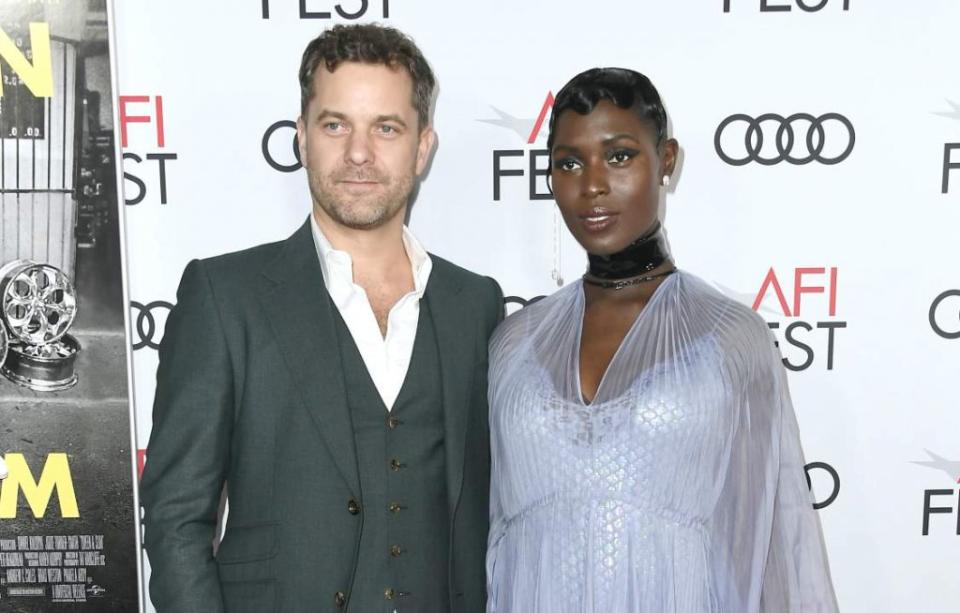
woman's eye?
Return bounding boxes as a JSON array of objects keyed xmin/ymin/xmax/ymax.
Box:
[
  {"xmin": 609, "ymin": 150, "xmax": 635, "ymax": 164},
  {"xmin": 554, "ymin": 158, "xmax": 580, "ymax": 171}
]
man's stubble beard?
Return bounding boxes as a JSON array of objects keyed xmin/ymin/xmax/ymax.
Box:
[{"xmin": 308, "ymin": 166, "xmax": 415, "ymax": 230}]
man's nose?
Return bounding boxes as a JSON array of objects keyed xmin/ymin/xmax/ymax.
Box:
[{"xmin": 344, "ymin": 130, "xmax": 374, "ymax": 166}]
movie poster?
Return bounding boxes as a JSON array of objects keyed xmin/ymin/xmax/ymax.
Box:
[{"xmin": 0, "ymin": 0, "xmax": 139, "ymax": 610}]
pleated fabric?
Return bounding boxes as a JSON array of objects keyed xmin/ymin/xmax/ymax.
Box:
[{"xmin": 486, "ymin": 272, "xmax": 838, "ymax": 613}]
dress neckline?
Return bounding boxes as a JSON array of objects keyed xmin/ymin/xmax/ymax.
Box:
[{"xmin": 573, "ymin": 271, "xmax": 679, "ymax": 407}]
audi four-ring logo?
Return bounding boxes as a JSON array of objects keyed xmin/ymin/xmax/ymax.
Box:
[
  {"xmin": 130, "ymin": 300, "xmax": 173, "ymax": 350},
  {"xmin": 929, "ymin": 290, "xmax": 960, "ymax": 339},
  {"xmin": 804, "ymin": 461, "xmax": 840, "ymax": 510},
  {"xmin": 503, "ymin": 295, "xmax": 546, "ymax": 316},
  {"xmin": 714, "ymin": 113, "xmax": 855, "ymax": 166}
]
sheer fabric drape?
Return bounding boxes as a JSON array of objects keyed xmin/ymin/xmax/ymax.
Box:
[{"xmin": 486, "ymin": 272, "xmax": 838, "ymax": 612}]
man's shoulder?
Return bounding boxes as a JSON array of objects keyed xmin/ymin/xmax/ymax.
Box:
[
  {"xmin": 198, "ymin": 238, "xmax": 287, "ymax": 277},
  {"xmin": 428, "ymin": 254, "xmax": 498, "ymax": 295},
  {"xmin": 173, "ymin": 235, "xmax": 297, "ymax": 305},
  {"xmin": 427, "ymin": 254, "xmax": 503, "ymax": 330}
]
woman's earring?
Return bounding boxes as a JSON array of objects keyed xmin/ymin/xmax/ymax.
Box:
[{"xmin": 661, "ymin": 175, "xmax": 671, "ymax": 187}]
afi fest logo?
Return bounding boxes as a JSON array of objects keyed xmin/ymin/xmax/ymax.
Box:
[
  {"xmin": 480, "ymin": 92, "xmax": 555, "ymax": 202},
  {"xmin": 720, "ymin": 267, "xmax": 845, "ymax": 371},
  {"xmin": 261, "ymin": 0, "xmax": 390, "ymax": 19},
  {"xmin": 715, "ymin": 113, "xmax": 855, "ymax": 166},
  {"xmin": 120, "ymin": 95, "xmax": 177, "ymax": 205},
  {"xmin": 937, "ymin": 100, "xmax": 960, "ymax": 194},
  {"xmin": 722, "ymin": 0, "xmax": 850, "ymax": 12},
  {"xmin": 914, "ymin": 450, "xmax": 960, "ymax": 535}
]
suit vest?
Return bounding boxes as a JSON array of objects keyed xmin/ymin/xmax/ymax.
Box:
[{"xmin": 333, "ymin": 299, "xmax": 451, "ymax": 612}]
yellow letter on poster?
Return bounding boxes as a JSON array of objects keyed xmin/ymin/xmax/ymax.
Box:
[
  {"xmin": 0, "ymin": 453, "xmax": 79, "ymax": 519},
  {"xmin": 0, "ymin": 23, "xmax": 53, "ymax": 98}
]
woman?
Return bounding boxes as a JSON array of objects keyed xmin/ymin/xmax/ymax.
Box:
[{"xmin": 486, "ymin": 68, "xmax": 838, "ymax": 612}]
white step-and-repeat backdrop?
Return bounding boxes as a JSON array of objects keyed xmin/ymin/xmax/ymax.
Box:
[{"xmin": 112, "ymin": 1, "xmax": 960, "ymax": 611}]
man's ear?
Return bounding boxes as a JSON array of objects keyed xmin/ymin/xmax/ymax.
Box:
[
  {"xmin": 415, "ymin": 126, "xmax": 436, "ymax": 176},
  {"xmin": 296, "ymin": 115, "xmax": 308, "ymax": 165}
]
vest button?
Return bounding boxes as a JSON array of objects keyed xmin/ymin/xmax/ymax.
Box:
[
  {"xmin": 390, "ymin": 544, "xmax": 403, "ymax": 557},
  {"xmin": 387, "ymin": 416, "xmax": 401, "ymax": 429},
  {"xmin": 334, "ymin": 591, "xmax": 347, "ymax": 607},
  {"xmin": 384, "ymin": 588, "xmax": 396, "ymax": 600},
  {"xmin": 390, "ymin": 458, "xmax": 404, "ymax": 471},
  {"xmin": 347, "ymin": 498, "xmax": 361, "ymax": 515},
  {"xmin": 388, "ymin": 502, "xmax": 405, "ymax": 513}
]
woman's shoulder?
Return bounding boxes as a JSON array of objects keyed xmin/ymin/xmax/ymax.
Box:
[
  {"xmin": 671, "ymin": 271, "xmax": 776, "ymax": 377},
  {"xmin": 674, "ymin": 271, "xmax": 770, "ymax": 337},
  {"xmin": 489, "ymin": 282, "xmax": 580, "ymax": 358}
]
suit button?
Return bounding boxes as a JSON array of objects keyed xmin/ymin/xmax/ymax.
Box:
[
  {"xmin": 389, "ymin": 458, "xmax": 404, "ymax": 471},
  {"xmin": 388, "ymin": 502, "xmax": 405, "ymax": 513},
  {"xmin": 334, "ymin": 591, "xmax": 346, "ymax": 607},
  {"xmin": 390, "ymin": 544, "xmax": 403, "ymax": 557},
  {"xmin": 387, "ymin": 416, "xmax": 401, "ymax": 429},
  {"xmin": 384, "ymin": 588, "xmax": 396, "ymax": 600},
  {"xmin": 347, "ymin": 498, "xmax": 361, "ymax": 515}
]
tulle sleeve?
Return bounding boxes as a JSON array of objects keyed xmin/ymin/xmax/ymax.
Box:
[
  {"xmin": 759, "ymin": 350, "xmax": 839, "ymax": 612},
  {"xmin": 486, "ymin": 441, "xmax": 507, "ymax": 613},
  {"xmin": 485, "ymin": 314, "xmax": 517, "ymax": 613}
]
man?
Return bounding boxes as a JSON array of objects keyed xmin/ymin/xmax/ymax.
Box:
[{"xmin": 140, "ymin": 24, "xmax": 502, "ymax": 613}]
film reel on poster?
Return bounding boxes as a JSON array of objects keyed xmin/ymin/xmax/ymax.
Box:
[{"xmin": 0, "ymin": 259, "xmax": 81, "ymax": 391}]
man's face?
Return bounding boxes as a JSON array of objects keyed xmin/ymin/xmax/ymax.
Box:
[{"xmin": 297, "ymin": 62, "xmax": 434, "ymax": 231}]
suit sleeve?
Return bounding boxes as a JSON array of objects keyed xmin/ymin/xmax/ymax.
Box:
[
  {"xmin": 140, "ymin": 259, "xmax": 234, "ymax": 613},
  {"xmin": 483, "ymin": 276, "xmax": 505, "ymax": 612},
  {"xmin": 486, "ymin": 276, "xmax": 505, "ymax": 331}
]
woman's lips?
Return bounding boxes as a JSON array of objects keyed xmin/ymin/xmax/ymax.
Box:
[{"xmin": 580, "ymin": 209, "xmax": 619, "ymax": 233}]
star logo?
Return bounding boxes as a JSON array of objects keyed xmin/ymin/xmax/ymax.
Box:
[
  {"xmin": 912, "ymin": 449, "xmax": 960, "ymax": 483},
  {"xmin": 933, "ymin": 99, "xmax": 960, "ymax": 121},
  {"xmin": 478, "ymin": 92, "xmax": 554, "ymax": 144},
  {"xmin": 477, "ymin": 107, "xmax": 538, "ymax": 142},
  {"xmin": 715, "ymin": 282, "xmax": 782, "ymax": 317}
]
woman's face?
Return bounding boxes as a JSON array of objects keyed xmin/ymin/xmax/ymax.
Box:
[{"xmin": 550, "ymin": 100, "xmax": 677, "ymax": 256}]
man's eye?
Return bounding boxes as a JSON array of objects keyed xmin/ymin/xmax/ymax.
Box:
[
  {"xmin": 323, "ymin": 121, "xmax": 344, "ymax": 132},
  {"xmin": 377, "ymin": 125, "xmax": 397, "ymax": 135}
]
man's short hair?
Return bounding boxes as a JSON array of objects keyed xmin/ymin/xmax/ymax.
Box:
[{"xmin": 299, "ymin": 24, "xmax": 436, "ymax": 129}]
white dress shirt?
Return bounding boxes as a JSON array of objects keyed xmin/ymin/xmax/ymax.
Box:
[{"xmin": 310, "ymin": 215, "xmax": 432, "ymax": 411}]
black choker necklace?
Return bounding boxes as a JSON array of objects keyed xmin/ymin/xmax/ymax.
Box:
[
  {"xmin": 583, "ymin": 268, "xmax": 676, "ymax": 290},
  {"xmin": 584, "ymin": 221, "xmax": 672, "ymax": 281}
]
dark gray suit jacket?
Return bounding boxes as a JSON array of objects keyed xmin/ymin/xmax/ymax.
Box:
[{"xmin": 140, "ymin": 220, "xmax": 503, "ymax": 612}]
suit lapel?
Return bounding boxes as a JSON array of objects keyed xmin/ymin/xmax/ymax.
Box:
[
  {"xmin": 258, "ymin": 219, "xmax": 361, "ymax": 496},
  {"xmin": 425, "ymin": 262, "xmax": 473, "ymax": 514}
]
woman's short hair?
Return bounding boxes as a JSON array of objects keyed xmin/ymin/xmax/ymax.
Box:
[{"xmin": 547, "ymin": 67, "xmax": 668, "ymax": 151}]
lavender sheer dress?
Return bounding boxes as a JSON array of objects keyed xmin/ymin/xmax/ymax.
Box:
[{"xmin": 486, "ymin": 272, "xmax": 838, "ymax": 612}]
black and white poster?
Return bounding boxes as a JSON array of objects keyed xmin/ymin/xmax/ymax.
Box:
[{"xmin": 0, "ymin": 0, "xmax": 138, "ymax": 610}]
